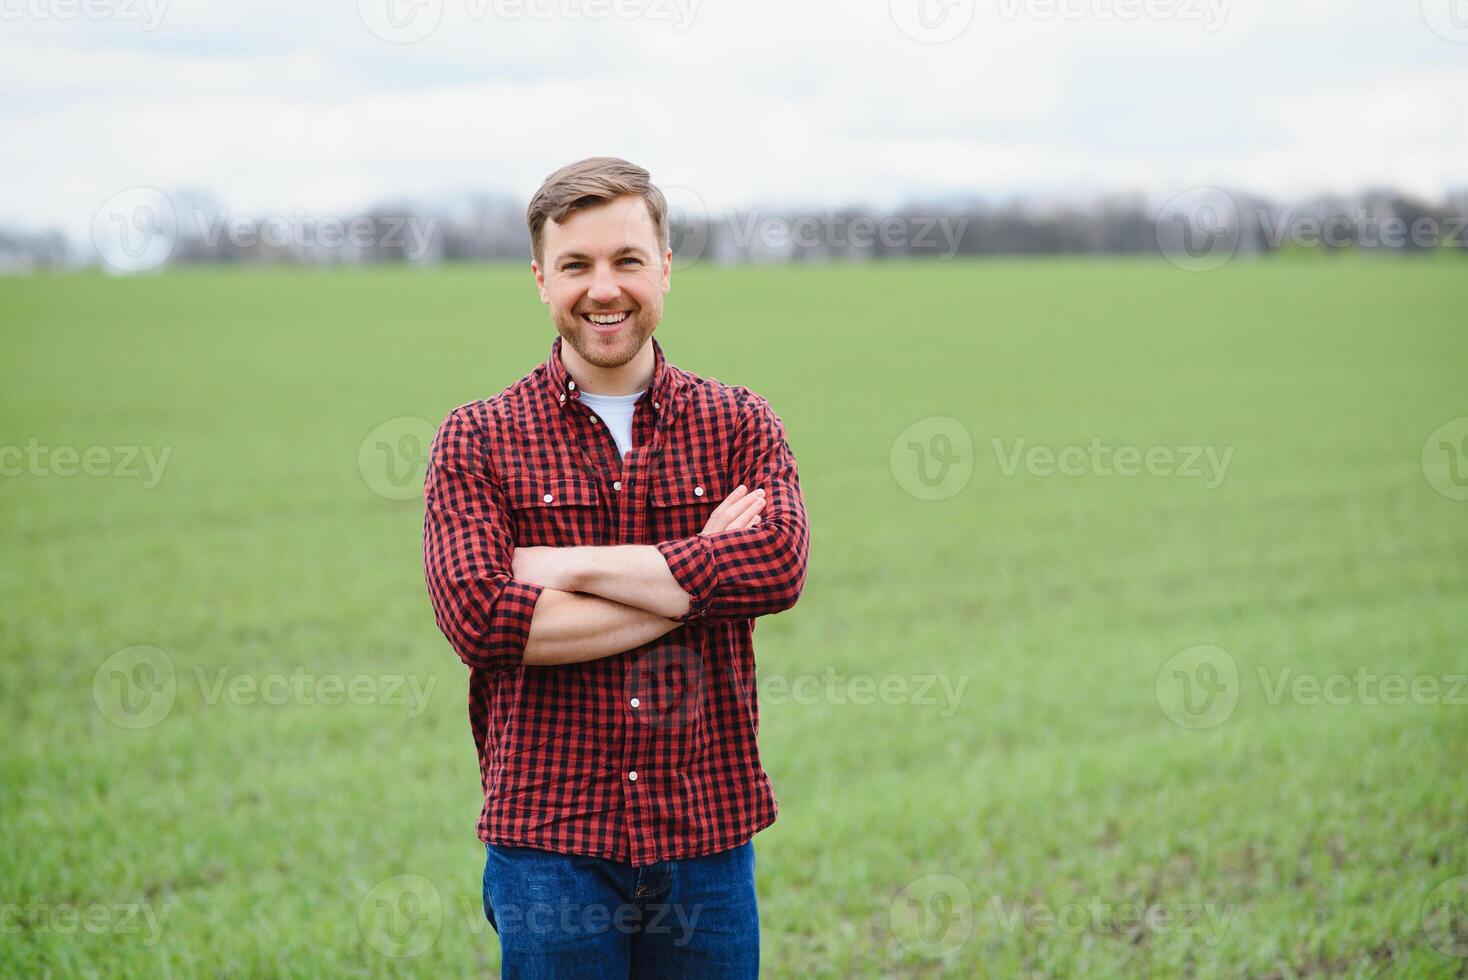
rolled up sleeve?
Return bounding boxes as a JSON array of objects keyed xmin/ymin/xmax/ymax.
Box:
[
  {"xmin": 422, "ymin": 407, "xmax": 544, "ymax": 671},
  {"xmin": 656, "ymin": 393, "xmax": 810, "ymax": 625}
]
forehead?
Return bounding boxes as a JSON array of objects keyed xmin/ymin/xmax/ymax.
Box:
[{"xmin": 544, "ymin": 194, "xmax": 658, "ymax": 260}]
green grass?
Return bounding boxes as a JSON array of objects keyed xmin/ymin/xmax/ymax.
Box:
[{"xmin": 2, "ymin": 257, "xmax": 1466, "ymax": 977}]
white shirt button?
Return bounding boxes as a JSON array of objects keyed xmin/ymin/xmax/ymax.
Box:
[
  {"xmin": 590, "ymin": 415, "xmax": 598, "ymax": 424},
  {"xmin": 628, "ymin": 771, "xmax": 638, "ymax": 782},
  {"xmin": 542, "ymin": 493, "xmax": 553, "ymax": 503},
  {"xmin": 613, "ymin": 481, "xmax": 622, "ymax": 491},
  {"xmin": 568, "ymin": 381, "xmax": 576, "ymax": 391},
  {"xmin": 630, "ymin": 697, "xmax": 640, "ymax": 708},
  {"xmin": 694, "ymin": 486, "xmax": 704, "ymax": 497}
]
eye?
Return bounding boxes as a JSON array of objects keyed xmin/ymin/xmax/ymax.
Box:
[
  {"xmin": 563, "ymin": 262, "xmax": 586, "ymax": 271},
  {"xmin": 618, "ymin": 257, "xmax": 642, "ymax": 266}
]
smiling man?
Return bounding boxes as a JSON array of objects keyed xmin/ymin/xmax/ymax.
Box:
[{"xmin": 422, "ymin": 157, "xmax": 811, "ymax": 978}]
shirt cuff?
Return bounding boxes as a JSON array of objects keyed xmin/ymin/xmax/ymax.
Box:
[
  {"xmin": 655, "ymin": 535, "xmax": 718, "ymax": 624},
  {"xmin": 488, "ymin": 577, "xmax": 546, "ymax": 666}
]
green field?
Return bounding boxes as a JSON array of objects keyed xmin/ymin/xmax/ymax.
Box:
[{"xmin": 2, "ymin": 257, "xmax": 1466, "ymax": 977}]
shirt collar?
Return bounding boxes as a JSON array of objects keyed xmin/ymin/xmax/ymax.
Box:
[{"xmin": 543, "ymin": 335, "xmax": 683, "ymax": 416}]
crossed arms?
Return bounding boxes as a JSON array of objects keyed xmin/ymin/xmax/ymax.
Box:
[
  {"xmin": 422, "ymin": 395, "xmax": 810, "ymax": 671},
  {"xmin": 508, "ymin": 487, "xmax": 766, "ymax": 665}
]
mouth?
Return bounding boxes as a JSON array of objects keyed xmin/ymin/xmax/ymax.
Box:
[{"xmin": 579, "ymin": 309, "xmax": 633, "ymax": 335}]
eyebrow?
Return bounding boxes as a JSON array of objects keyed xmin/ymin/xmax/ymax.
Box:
[{"xmin": 554, "ymin": 245, "xmax": 651, "ymax": 265}]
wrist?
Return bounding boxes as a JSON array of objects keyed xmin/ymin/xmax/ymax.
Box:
[{"xmin": 562, "ymin": 546, "xmax": 595, "ymax": 593}]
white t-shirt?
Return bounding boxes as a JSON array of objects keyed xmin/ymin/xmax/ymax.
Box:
[{"xmin": 578, "ymin": 389, "xmax": 646, "ymax": 459}]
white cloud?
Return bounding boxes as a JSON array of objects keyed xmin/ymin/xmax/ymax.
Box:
[{"xmin": 2, "ymin": 0, "xmax": 1463, "ymax": 244}]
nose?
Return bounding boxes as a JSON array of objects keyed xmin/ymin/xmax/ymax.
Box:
[{"xmin": 586, "ymin": 262, "xmax": 620, "ymax": 304}]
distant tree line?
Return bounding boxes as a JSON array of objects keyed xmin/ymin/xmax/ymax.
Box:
[{"xmin": 3, "ymin": 188, "xmax": 1464, "ymax": 273}]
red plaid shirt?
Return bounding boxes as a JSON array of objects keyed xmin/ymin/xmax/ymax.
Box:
[{"xmin": 423, "ymin": 336, "xmax": 810, "ymax": 866}]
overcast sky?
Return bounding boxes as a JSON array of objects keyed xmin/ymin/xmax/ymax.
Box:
[{"xmin": 3, "ymin": 0, "xmax": 1465, "ymax": 242}]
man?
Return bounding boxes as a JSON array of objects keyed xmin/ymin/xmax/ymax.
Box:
[{"xmin": 422, "ymin": 156, "xmax": 811, "ymax": 978}]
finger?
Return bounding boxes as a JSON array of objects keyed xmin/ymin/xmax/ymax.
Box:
[
  {"xmin": 724, "ymin": 489, "xmax": 765, "ymax": 523},
  {"xmin": 728, "ymin": 498, "xmax": 766, "ymax": 530},
  {"xmin": 707, "ymin": 484, "xmax": 748, "ymax": 523},
  {"xmin": 718, "ymin": 484, "xmax": 749, "ymax": 508}
]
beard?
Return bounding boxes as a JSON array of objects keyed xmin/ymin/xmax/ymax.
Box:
[{"xmin": 553, "ymin": 303, "xmax": 659, "ymax": 369}]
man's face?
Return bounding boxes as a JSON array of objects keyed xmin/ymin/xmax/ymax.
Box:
[{"xmin": 532, "ymin": 194, "xmax": 672, "ymax": 370}]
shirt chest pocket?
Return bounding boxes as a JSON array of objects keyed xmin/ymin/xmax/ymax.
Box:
[
  {"xmin": 647, "ymin": 467, "xmax": 726, "ymax": 541},
  {"xmin": 505, "ymin": 475, "xmax": 603, "ymax": 547}
]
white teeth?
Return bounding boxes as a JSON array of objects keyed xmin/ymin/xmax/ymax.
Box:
[{"xmin": 586, "ymin": 312, "xmax": 629, "ymax": 325}]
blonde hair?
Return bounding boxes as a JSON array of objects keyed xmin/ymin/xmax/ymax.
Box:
[{"xmin": 526, "ymin": 156, "xmax": 669, "ymax": 266}]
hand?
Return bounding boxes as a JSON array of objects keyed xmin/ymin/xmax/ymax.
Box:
[
  {"xmin": 701, "ymin": 484, "xmax": 765, "ymax": 535},
  {"xmin": 511, "ymin": 546, "xmax": 579, "ymax": 591}
]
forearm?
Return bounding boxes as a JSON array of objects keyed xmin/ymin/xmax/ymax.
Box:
[
  {"xmin": 553, "ymin": 545, "xmax": 695, "ymax": 620},
  {"xmin": 521, "ymin": 587, "xmax": 681, "ymax": 667}
]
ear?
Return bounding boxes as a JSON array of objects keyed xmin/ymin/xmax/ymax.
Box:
[
  {"xmin": 661, "ymin": 247, "xmax": 672, "ymax": 293},
  {"xmin": 531, "ymin": 260, "xmax": 549, "ymax": 304}
]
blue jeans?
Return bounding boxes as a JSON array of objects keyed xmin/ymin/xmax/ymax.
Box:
[{"xmin": 481, "ymin": 839, "xmax": 759, "ymax": 979}]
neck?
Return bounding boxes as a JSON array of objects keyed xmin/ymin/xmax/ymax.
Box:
[{"xmin": 560, "ymin": 339, "xmax": 655, "ymax": 396}]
